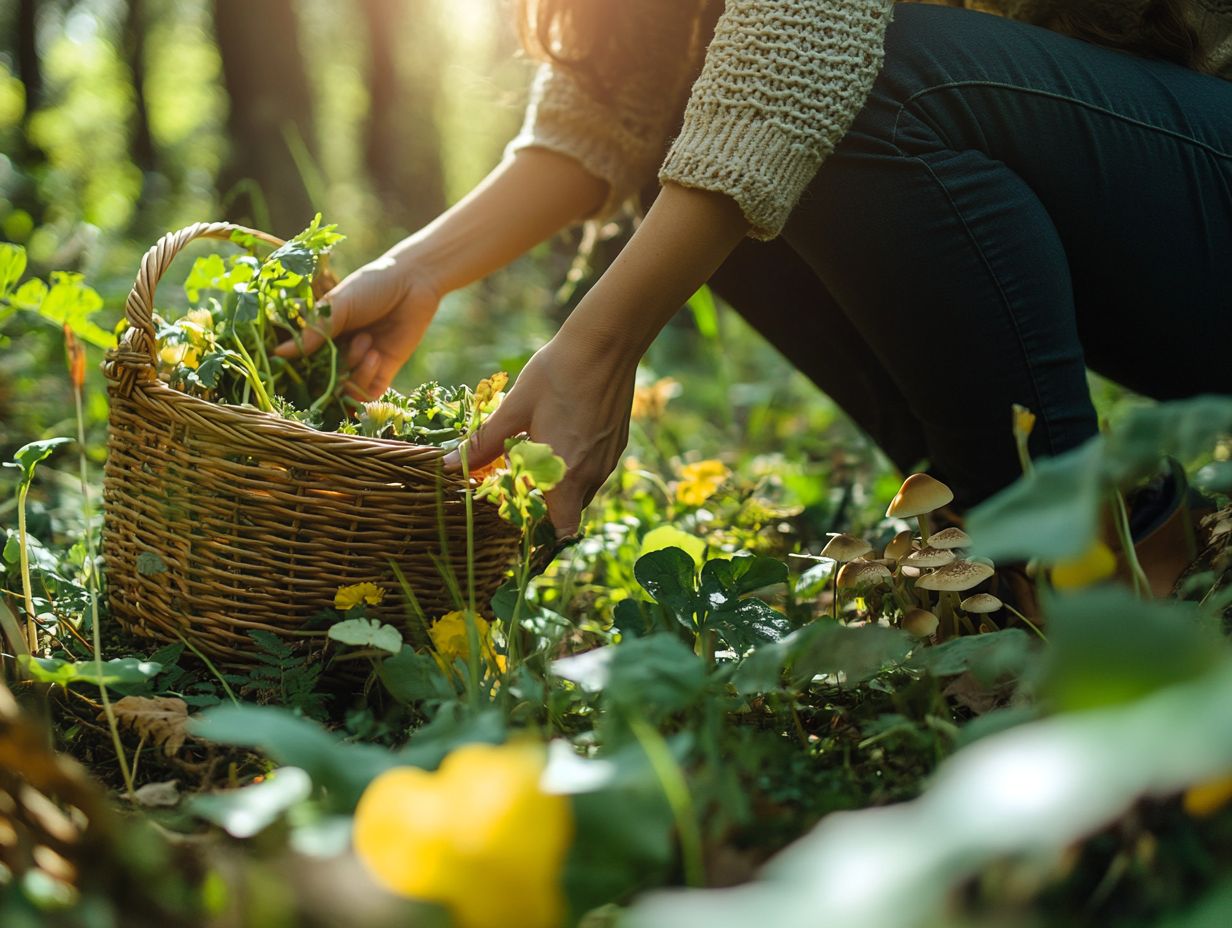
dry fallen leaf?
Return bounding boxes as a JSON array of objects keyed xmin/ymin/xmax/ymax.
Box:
[{"xmin": 105, "ymin": 696, "xmax": 191, "ymax": 757}]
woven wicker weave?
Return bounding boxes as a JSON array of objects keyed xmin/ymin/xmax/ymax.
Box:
[{"xmin": 101, "ymin": 222, "xmax": 520, "ymax": 663}]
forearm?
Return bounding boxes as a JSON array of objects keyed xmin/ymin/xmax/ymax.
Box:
[
  {"xmin": 387, "ymin": 148, "xmax": 608, "ymax": 295},
  {"xmin": 559, "ymin": 182, "xmax": 750, "ymax": 363}
]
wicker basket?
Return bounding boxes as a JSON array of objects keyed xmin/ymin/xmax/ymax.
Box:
[{"xmin": 101, "ymin": 222, "xmax": 521, "ymax": 664}]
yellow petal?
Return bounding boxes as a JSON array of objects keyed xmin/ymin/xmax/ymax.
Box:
[
  {"xmin": 1050, "ymin": 541, "xmax": 1118, "ymax": 590},
  {"xmin": 1184, "ymin": 772, "xmax": 1232, "ymax": 818}
]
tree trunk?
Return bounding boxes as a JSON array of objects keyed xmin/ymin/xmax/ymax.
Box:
[
  {"xmin": 358, "ymin": 0, "xmax": 446, "ymax": 232},
  {"xmin": 16, "ymin": 0, "xmax": 42, "ymax": 121},
  {"xmin": 122, "ymin": 0, "xmax": 158, "ymax": 175},
  {"xmin": 212, "ymin": 0, "xmax": 318, "ymax": 236}
]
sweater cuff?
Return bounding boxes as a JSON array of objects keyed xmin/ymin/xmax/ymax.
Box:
[{"xmin": 659, "ymin": 108, "xmax": 826, "ymax": 240}]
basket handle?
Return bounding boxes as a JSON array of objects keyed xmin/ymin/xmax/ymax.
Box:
[{"xmin": 121, "ymin": 221, "xmax": 289, "ymax": 367}]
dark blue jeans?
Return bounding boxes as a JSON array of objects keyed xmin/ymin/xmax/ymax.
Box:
[{"xmin": 710, "ymin": 4, "xmax": 1232, "ymax": 508}]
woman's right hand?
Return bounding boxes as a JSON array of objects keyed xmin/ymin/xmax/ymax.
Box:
[{"xmin": 274, "ymin": 251, "xmax": 442, "ymax": 401}]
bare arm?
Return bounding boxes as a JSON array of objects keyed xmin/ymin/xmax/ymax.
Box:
[
  {"xmin": 276, "ymin": 148, "xmax": 608, "ymax": 399},
  {"xmin": 446, "ymin": 182, "xmax": 750, "ymax": 535}
]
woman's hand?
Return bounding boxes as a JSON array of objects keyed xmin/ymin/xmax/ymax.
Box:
[
  {"xmin": 275, "ymin": 252, "xmax": 442, "ymax": 401},
  {"xmin": 443, "ymin": 328, "xmax": 637, "ymax": 538}
]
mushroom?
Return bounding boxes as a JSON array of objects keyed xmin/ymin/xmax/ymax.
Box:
[
  {"xmin": 821, "ymin": 533, "xmax": 874, "ymax": 563},
  {"xmin": 904, "ymin": 547, "xmax": 957, "ymax": 568},
  {"xmin": 927, "ymin": 526, "xmax": 971, "ymax": 550},
  {"xmin": 960, "ymin": 593, "xmax": 1003, "ymax": 614},
  {"xmin": 917, "ymin": 560, "xmax": 996, "ymax": 638},
  {"xmin": 836, "ymin": 559, "xmax": 893, "ymax": 590},
  {"xmin": 902, "ymin": 608, "xmax": 940, "ymax": 639},
  {"xmin": 884, "ymin": 530, "xmax": 916, "ymax": 562},
  {"xmin": 886, "ymin": 474, "xmax": 954, "ymax": 546}
]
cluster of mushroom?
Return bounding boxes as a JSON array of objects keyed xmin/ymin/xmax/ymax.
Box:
[{"xmin": 817, "ymin": 474, "xmax": 1004, "ymax": 640}]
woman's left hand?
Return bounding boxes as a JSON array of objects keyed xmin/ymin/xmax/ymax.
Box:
[{"xmin": 442, "ymin": 325, "xmax": 637, "ymax": 538}]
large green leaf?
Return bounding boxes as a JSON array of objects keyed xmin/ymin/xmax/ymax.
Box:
[
  {"xmin": 8, "ymin": 437, "xmax": 71, "ymax": 485},
  {"xmin": 37, "ymin": 272, "xmax": 114, "ymax": 348},
  {"xmin": 627, "ymin": 660, "xmax": 1232, "ymax": 928},
  {"xmin": 189, "ymin": 767, "xmax": 313, "ymax": 839},
  {"xmin": 634, "ymin": 547, "xmax": 697, "ymax": 628},
  {"xmin": 792, "ymin": 622, "xmax": 913, "ymax": 688},
  {"xmin": 908, "ymin": 629, "xmax": 1035, "ymax": 684},
  {"xmin": 378, "ymin": 646, "xmax": 454, "ymax": 704},
  {"xmin": 190, "ymin": 705, "xmax": 396, "ymax": 810},
  {"xmin": 709, "ymin": 598, "xmax": 791, "ymax": 654},
  {"xmin": 18, "ymin": 656, "xmax": 162, "ymax": 688},
  {"xmin": 326, "ymin": 617, "xmax": 402, "ymax": 654}
]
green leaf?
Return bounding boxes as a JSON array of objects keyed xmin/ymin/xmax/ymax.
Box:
[
  {"xmin": 38, "ymin": 272, "xmax": 114, "ymax": 349},
  {"xmin": 966, "ymin": 439, "xmax": 1103, "ymax": 563},
  {"xmin": 190, "ymin": 705, "xmax": 396, "ymax": 810},
  {"xmin": 792, "ymin": 622, "xmax": 913, "ymax": 688},
  {"xmin": 634, "ymin": 547, "xmax": 697, "ymax": 628},
  {"xmin": 327, "ymin": 618, "xmax": 402, "ymax": 655},
  {"xmin": 639, "ymin": 525, "xmax": 706, "ymax": 567},
  {"xmin": 10, "ymin": 437, "xmax": 71, "ymax": 485},
  {"xmin": 507, "ymin": 439, "xmax": 567, "ymax": 491},
  {"xmin": 377, "ymin": 646, "xmax": 454, "ymax": 704},
  {"xmin": 606, "ymin": 635, "xmax": 708, "ymax": 716},
  {"xmin": 709, "ymin": 598, "xmax": 791, "ymax": 653},
  {"xmin": 686, "ymin": 284, "xmax": 720, "ymax": 341},
  {"xmin": 1039, "ymin": 586, "xmax": 1224, "ymax": 711},
  {"xmin": 908, "ymin": 629, "xmax": 1035, "ymax": 684},
  {"xmin": 18, "ymin": 656, "xmax": 162, "ymax": 688},
  {"xmin": 0, "ymin": 242, "xmax": 27, "ymax": 298},
  {"xmin": 183, "ymin": 253, "xmax": 228, "ymax": 302},
  {"xmin": 190, "ymin": 767, "xmax": 313, "ymax": 839},
  {"xmin": 135, "ymin": 551, "xmax": 167, "ymax": 576},
  {"xmin": 9, "ymin": 278, "xmax": 47, "ymax": 312}
]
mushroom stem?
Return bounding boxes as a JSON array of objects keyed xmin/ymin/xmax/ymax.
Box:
[
  {"xmin": 937, "ymin": 591, "xmax": 960, "ymax": 639},
  {"xmin": 917, "ymin": 512, "xmax": 933, "ymax": 547}
]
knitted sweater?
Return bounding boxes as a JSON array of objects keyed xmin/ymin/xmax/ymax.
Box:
[{"xmin": 507, "ymin": 1, "xmax": 1232, "ymax": 240}]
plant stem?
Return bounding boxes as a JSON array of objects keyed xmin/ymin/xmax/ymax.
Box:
[
  {"xmin": 1112, "ymin": 489, "xmax": 1152, "ymax": 599},
  {"xmin": 16, "ymin": 483, "xmax": 37, "ymax": 652},
  {"xmin": 629, "ymin": 717, "xmax": 705, "ymax": 889},
  {"xmin": 175, "ymin": 631, "xmax": 239, "ymax": 705},
  {"xmin": 309, "ymin": 337, "xmax": 339, "ymax": 415},
  {"xmin": 459, "ymin": 444, "xmax": 481, "ymax": 709},
  {"xmin": 230, "ymin": 331, "xmax": 273, "ymax": 411},
  {"xmin": 73, "ymin": 382, "xmax": 134, "ymax": 796}
]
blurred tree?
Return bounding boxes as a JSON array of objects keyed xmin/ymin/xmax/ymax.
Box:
[
  {"xmin": 121, "ymin": 0, "xmax": 156, "ymax": 176},
  {"xmin": 15, "ymin": 0, "xmax": 42, "ymax": 120},
  {"xmin": 212, "ymin": 0, "xmax": 317, "ymax": 236},
  {"xmin": 358, "ymin": 0, "xmax": 446, "ymax": 231}
]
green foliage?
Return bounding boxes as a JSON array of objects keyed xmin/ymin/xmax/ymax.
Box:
[
  {"xmin": 17, "ymin": 655, "xmax": 162, "ymax": 689},
  {"xmin": 189, "ymin": 767, "xmax": 314, "ymax": 839},
  {"xmin": 327, "ymin": 618, "xmax": 402, "ymax": 655},
  {"xmin": 6, "ymin": 437, "xmax": 71, "ymax": 486},
  {"xmin": 0, "ymin": 245, "xmax": 113, "ymax": 348},
  {"xmin": 238, "ymin": 630, "xmax": 328, "ymax": 719}
]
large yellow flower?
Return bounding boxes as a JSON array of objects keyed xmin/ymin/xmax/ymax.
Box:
[
  {"xmin": 335, "ymin": 582, "xmax": 385, "ymax": 611},
  {"xmin": 353, "ymin": 743, "xmax": 572, "ymax": 928},
  {"xmin": 675, "ymin": 459, "xmax": 731, "ymax": 507},
  {"xmin": 1050, "ymin": 540, "xmax": 1118, "ymax": 590}
]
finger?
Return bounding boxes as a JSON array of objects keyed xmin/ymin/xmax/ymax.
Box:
[
  {"xmin": 442, "ymin": 404, "xmax": 521, "ymax": 473},
  {"xmin": 275, "ymin": 294, "xmax": 351, "ymax": 358},
  {"xmin": 346, "ymin": 332, "xmax": 373, "ymax": 369},
  {"xmin": 545, "ymin": 483, "xmax": 583, "ymax": 539},
  {"xmin": 344, "ymin": 350, "xmax": 382, "ymax": 403}
]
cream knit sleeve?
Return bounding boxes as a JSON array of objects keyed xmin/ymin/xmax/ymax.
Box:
[
  {"xmin": 504, "ymin": 2, "xmax": 701, "ymax": 220},
  {"xmin": 660, "ymin": 0, "xmax": 895, "ymax": 240}
]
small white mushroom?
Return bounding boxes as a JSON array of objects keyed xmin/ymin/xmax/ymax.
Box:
[
  {"xmin": 886, "ymin": 474, "xmax": 954, "ymax": 545},
  {"xmin": 821, "ymin": 533, "xmax": 874, "ymax": 563},
  {"xmin": 837, "ymin": 559, "xmax": 893, "ymax": 590},
  {"xmin": 902, "ymin": 609, "xmax": 940, "ymax": 638},
  {"xmin": 915, "ymin": 560, "xmax": 996, "ymax": 593},
  {"xmin": 960, "ymin": 593, "xmax": 1003, "ymax": 614},
  {"xmin": 927, "ymin": 527, "xmax": 971, "ymax": 550},
  {"xmin": 905, "ymin": 547, "xmax": 957, "ymax": 568},
  {"xmin": 884, "ymin": 530, "xmax": 916, "ymax": 562}
]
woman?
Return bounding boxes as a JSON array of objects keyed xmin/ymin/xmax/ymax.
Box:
[{"xmin": 278, "ymin": 0, "xmax": 1232, "ymax": 545}]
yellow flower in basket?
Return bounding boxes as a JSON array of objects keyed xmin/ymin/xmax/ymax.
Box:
[
  {"xmin": 334, "ymin": 582, "xmax": 385, "ymax": 611},
  {"xmin": 675, "ymin": 459, "xmax": 731, "ymax": 507},
  {"xmin": 353, "ymin": 742, "xmax": 572, "ymax": 928}
]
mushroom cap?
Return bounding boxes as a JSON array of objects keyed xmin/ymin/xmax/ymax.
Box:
[
  {"xmin": 837, "ymin": 559, "xmax": 893, "ymax": 589},
  {"xmin": 927, "ymin": 526, "xmax": 971, "ymax": 550},
  {"xmin": 884, "ymin": 530, "xmax": 916, "ymax": 562},
  {"xmin": 915, "ymin": 559, "xmax": 996, "ymax": 592},
  {"xmin": 821, "ymin": 533, "xmax": 874, "ymax": 563},
  {"xmin": 901, "ymin": 565, "xmax": 922, "ymax": 579},
  {"xmin": 886, "ymin": 473, "xmax": 955, "ymax": 519},
  {"xmin": 905, "ymin": 547, "xmax": 957, "ymax": 568},
  {"xmin": 960, "ymin": 593, "xmax": 1003, "ymax": 614},
  {"xmin": 902, "ymin": 609, "xmax": 940, "ymax": 638}
]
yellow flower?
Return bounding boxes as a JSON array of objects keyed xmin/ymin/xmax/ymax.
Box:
[
  {"xmin": 354, "ymin": 742, "xmax": 572, "ymax": 928},
  {"xmin": 159, "ymin": 343, "xmax": 200, "ymax": 370},
  {"xmin": 631, "ymin": 377, "xmax": 678, "ymax": 420},
  {"xmin": 185, "ymin": 308, "xmax": 215, "ymax": 331},
  {"xmin": 675, "ymin": 459, "xmax": 731, "ymax": 507},
  {"xmin": 475, "ymin": 371, "xmax": 509, "ymax": 408},
  {"xmin": 429, "ymin": 611, "xmax": 504, "ymax": 675},
  {"xmin": 335, "ymin": 582, "xmax": 385, "ymax": 611},
  {"xmin": 1184, "ymin": 772, "xmax": 1232, "ymax": 818},
  {"xmin": 1050, "ymin": 541, "xmax": 1118, "ymax": 590},
  {"xmin": 1012, "ymin": 404, "xmax": 1037, "ymax": 440}
]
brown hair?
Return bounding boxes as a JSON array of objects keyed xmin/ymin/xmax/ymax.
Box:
[
  {"xmin": 1032, "ymin": 0, "xmax": 1204, "ymax": 71},
  {"xmin": 518, "ymin": 1, "xmax": 1207, "ymax": 76}
]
